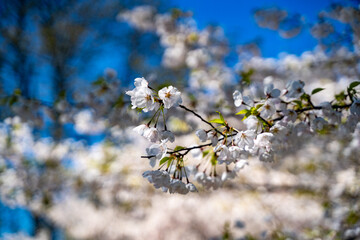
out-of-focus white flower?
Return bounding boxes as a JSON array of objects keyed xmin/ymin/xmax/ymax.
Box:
[
  {"xmin": 221, "ymin": 171, "xmax": 236, "ymax": 182},
  {"xmin": 235, "ymin": 130, "xmax": 256, "ymax": 150},
  {"xmin": 234, "ymin": 160, "xmax": 249, "ymax": 172},
  {"xmin": 233, "ymin": 90, "xmax": 253, "ymax": 107},
  {"xmin": 350, "ymin": 99, "xmax": 360, "ymax": 118},
  {"xmin": 158, "ymin": 86, "xmax": 182, "ymax": 109},
  {"xmin": 160, "ymin": 130, "xmax": 175, "ymax": 143},
  {"xmin": 286, "ymin": 80, "xmax": 305, "ymax": 99},
  {"xmin": 259, "ymin": 150, "xmax": 274, "ymax": 162},
  {"xmin": 169, "ymin": 179, "xmax": 189, "ymax": 194},
  {"xmin": 162, "ymin": 44, "xmax": 187, "ymax": 69},
  {"xmin": 270, "ymin": 122, "xmax": 287, "ymax": 138},
  {"xmin": 186, "ymin": 182, "xmax": 198, "ymax": 192},
  {"xmin": 74, "ymin": 110, "xmax": 106, "ymax": 135},
  {"xmin": 228, "ymin": 146, "xmax": 242, "ymax": 161},
  {"xmin": 126, "ymin": 84, "xmax": 158, "ymax": 112},
  {"xmin": 255, "ymin": 132, "xmax": 273, "ymax": 152},
  {"xmin": 145, "ymin": 142, "xmax": 167, "ymax": 167},
  {"xmin": 143, "ymin": 127, "xmax": 159, "ymax": 143},
  {"xmin": 207, "ymin": 131, "xmax": 218, "ymax": 146},
  {"xmin": 283, "ymin": 110, "xmax": 297, "ymax": 122},
  {"xmin": 311, "ymin": 117, "xmax": 328, "ymax": 131},
  {"xmin": 233, "ymin": 90, "xmax": 243, "ymax": 107},
  {"xmin": 133, "ymin": 124, "xmax": 148, "ymax": 136},
  {"xmin": 196, "ymin": 129, "xmax": 208, "ymax": 142},
  {"xmin": 244, "ymin": 116, "xmax": 262, "ymax": 133},
  {"xmin": 264, "ymin": 83, "xmax": 281, "ymax": 98},
  {"xmin": 311, "ymin": 22, "xmax": 334, "ymax": 39},
  {"xmin": 104, "ymin": 68, "xmax": 117, "ymax": 80},
  {"xmin": 118, "ymin": 6, "xmax": 155, "ymax": 31},
  {"xmin": 260, "ymin": 99, "xmax": 276, "ymax": 119},
  {"xmin": 142, "ymin": 170, "xmax": 170, "ymax": 189},
  {"xmin": 186, "ymin": 48, "xmax": 210, "ymax": 69},
  {"xmin": 217, "ymin": 145, "xmax": 230, "ymax": 164},
  {"xmin": 321, "ymin": 102, "xmax": 342, "ymax": 125}
]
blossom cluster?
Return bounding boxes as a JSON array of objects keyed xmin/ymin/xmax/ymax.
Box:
[{"xmin": 128, "ymin": 75, "xmax": 360, "ymax": 194}]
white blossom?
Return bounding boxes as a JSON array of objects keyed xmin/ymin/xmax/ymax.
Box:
[
  {"xmin": 158, "ymin": 86, "xmax": 182, "ymax": 109},
  {"xmin": 286, "ymin": 80, "xmax": 305, "ymax": 99},
  {"xmin": 196, "ymin": 129, "xmax": 208, "ymax": 142},
  {"xmin": 235, "ymin": 130, "xmax": 256, "ymax": 150},
  {"xmin": 143, "ymin": 127, "xmax": 159, "ymax": 143},
  {"xmin": 169, "ymin": 179, "xmax": 189, "ymax": 194},
  {"xmin": 145, "ymin": 142, "xmax": 167, "ymax": 167},
  {"xmin": 260, "ymin": 99, "xmax": 276, "ymax": 119},
  {"xmin": 350, "ymin": 99, "xmax": 360, "ymax": 118}
]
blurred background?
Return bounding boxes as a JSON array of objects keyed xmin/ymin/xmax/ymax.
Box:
[{"xmin": 1, "ymin": 0, "xmax": 360, "ymax": 239}]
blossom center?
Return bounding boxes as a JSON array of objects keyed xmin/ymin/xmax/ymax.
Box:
[{"xmin": 165, "ymin": 92, "xmax": 172, "ymax": 98}]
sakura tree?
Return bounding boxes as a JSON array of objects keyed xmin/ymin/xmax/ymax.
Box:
[{"xmin": 0, "ymin": 1, "xmax": 360, "ymax": 240}]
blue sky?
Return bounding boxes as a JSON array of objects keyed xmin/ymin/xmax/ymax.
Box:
[{"xmin": 171, "ymin": 0, "xmax": 332, "ymax": 57}]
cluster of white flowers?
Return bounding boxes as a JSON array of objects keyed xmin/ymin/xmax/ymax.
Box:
[
  {"xmin": 127, "ymin": 71, "xmax": 360, "ymax": 194},
  {"xmin": 126, "ymin": 77, "xmax": 181, "ymax": 112},
  {"xmin": 1, "ymin": 3, "xmax": 360, "ymax": 238},
  {"xmin": 126, "ymin": 77, "xmax": 201, "ymax": 194}
]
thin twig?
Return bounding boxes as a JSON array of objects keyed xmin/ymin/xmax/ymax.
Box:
[
  {"xmin": 271, "ymin": 103, "xmax": 351, "ymax": 122},
  {"xmin": 179, "ymin": 104, "xmax": 225, "ymax": 137},
  {"xmin": 140, "ymin": 133, "xmax": 237, "ymax": 158}
]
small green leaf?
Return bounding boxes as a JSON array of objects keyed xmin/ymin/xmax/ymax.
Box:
[
  {"xmin": 216, "ymin": 111, "xmax": 225, "ymax": 122},
  {"xmin": 174, "ymin": 146, "xmax": 185, "ymax": 151},
  {"xmin": 202, "ymin": 150, "xmax": 209, "ymax": 157},
  {"xmin": 335, "ymin": 91, "xmax": 346, "ymax": 103},
  {"xmin": 255, "ymin": 104, "xmax": 263, "ymax": 110},
  {"xmin": 159, "ymin": 157, "xmax": 171, "ymax": 165},
  {"xmin": 210, "ymin": 153, "xmax": 217, "ymax": 166},
  {"xmin": 209, "ymin": 118, "xmax": 225, "ymax": 124},
  {"xmin": 250, "ymin": 107, "xmax": 259, "ymax": 115},
  {"xmin": 311, "ymin": 88, "xmax": 325, "ymax": 95},
  {"xmin": 349, "ymin": 81, "xmax": 360, "ymax": 90},
  {"xmin": 9, "ymin": 96, "xmax": 18, "ymax": 106},
  {"xmin": 236, "ymin": 109, "xmax": 249, "ymax": 115},
  {"xmin": 135, "ymin": 108, "xmax": 144, "ymax": 113},
  {"xmin": 240, "ymin": 68, "xmax": 254, "ymax": 85},
  {"xmin": 293, "ymin": 100, "xmax": 303, "ymax": 108},
  {"xmin": 242, "ymin": 111, "xmax": 252, "ymax": 120},
  {"xmin": 300, "ymin": 93, "xmax": 310, "ymax": 101},
  {"xmin": 113, "ymin": 95, "xmax": 124, "ymax": 108},
  {"xmin": 93, "ymin": 77, "xmax": 105, "ymax": 86},
  {"xmin": 13, "ymin": 88, "xmax": 21, "ymax": 96}
]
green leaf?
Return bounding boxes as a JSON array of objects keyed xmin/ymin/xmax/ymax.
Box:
[
  {"xmin": 236, "ymin": 109, "xmax": 249, "ymax": 115},
  {"xmin": 210, "ymin": 153, "xmax": 217, "ymax": 166},
  {"xmin": 293, "ymin": 100, "xmax": 303, "ymax": 108},
  {"xmin": 311, "ymin": 88, "xmax": 325, "ymax": 95},
  {"xmin": 174, "ymin": 146, "xmax": 185, "ymax": 152},
  {"xmin": 349, "ymin": 81, "xmax": 360, "ymax": 90},
  {"xmin": 113, "ymin": 95, "xmax": 124, "ymax": 108},
  {"xmin": 159, "ymin": 157, "xmax": 171, "ymax": 165},
  {"xmin": 58, "ymin": 90, "xmax": 66, "ymax": 99},
  {"xmin": 209, "ymin": 118, "xmax": 225, "ymax": 124},
  {"xmin": 9, "ymin": 96, "xmax": 18, "ymax": 106},
  {"xmin": 202, "ymin": 150, "xmax": 209, "ymax": 157},
  {"xmin": 93, "ymin": 77, "xmax": 105, "ymax": 86},
  {"xmin": 13, "ymin": 88, "xmax": 21, "ymax": 96},
  {"xmin": 216, "ymin": 111, "xmax": 225, "ymax": 122},
  {"xmin": 250, "ymin": 107, "xmax": 259, "ymax": 115},
  {"xmin": 255, "ymin": 104, "xmax": 263, "ymax": 110},
  {"xmin": 242, "ymin": 111, "xmax": 252, "ymax": 120},
  {"xmin": 240, "ymin": 68, "xmax": 254, "ymax": 85},
  {"xmin": 300, "ymin": 93, "xmax": 310, "ymax": 101},
  {"xmin": 135, "ymin": 108, "xmax": 144, "ymax": 113},
  {"xmin": 335, "ymin": 91, "xmax": 346, "ymax": 103}
]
